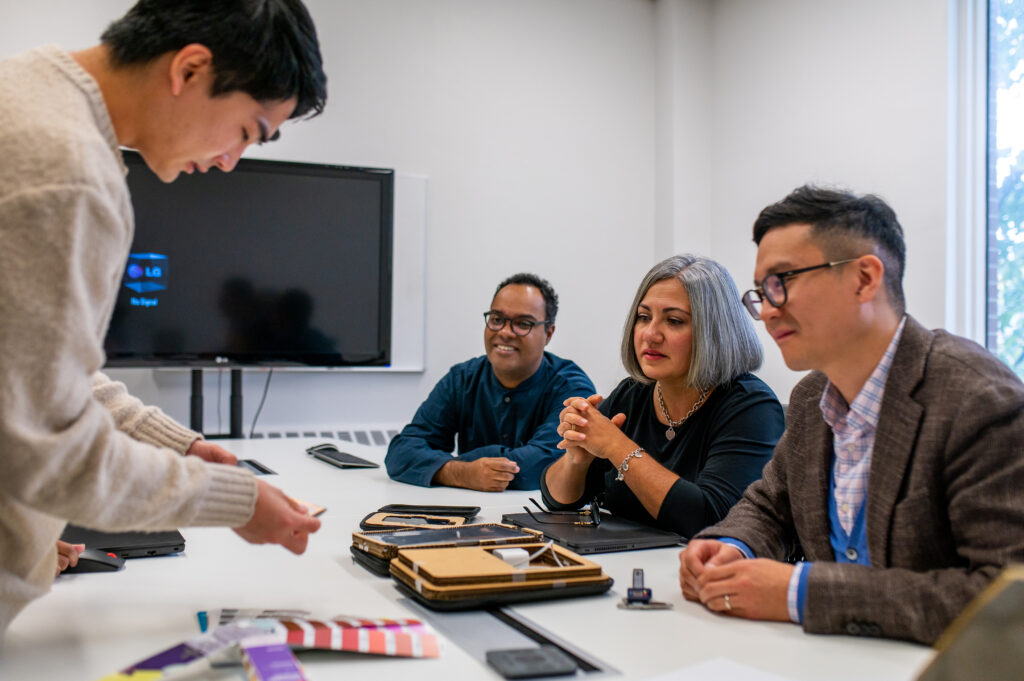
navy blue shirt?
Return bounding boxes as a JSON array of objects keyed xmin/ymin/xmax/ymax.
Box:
[
  {"xmin": 385, "ymin": 352, "xmax": 595, "ymax": 489},
  {"xmin": 541, "ymin": 374, "xmax": 784, "ymax": 537}
]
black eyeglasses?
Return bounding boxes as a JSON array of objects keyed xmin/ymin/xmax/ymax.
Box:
[
  {"xmin": 483, "ymin": 312, "xmax": 551, "ymax": 337},
  {"xmin": 741, "ymin": 258, "xmax": 859, "ymax": 320},
  {"xmin": 523, "ymin": 497, "xmax": 601, "ymax": 527}
]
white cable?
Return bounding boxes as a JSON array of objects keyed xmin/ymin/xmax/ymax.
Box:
[{"xmin": 527, "ymin": 540, "xmax": 564, "ymax": 567}]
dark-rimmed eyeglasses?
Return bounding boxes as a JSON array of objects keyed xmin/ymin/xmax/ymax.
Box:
[
  {"xmin": 483, "ymin": 312, "xmax": 552, "ymax": 337},
  {"xmin": 741, "ymin": 258, "xmax": 859, "ymax": 320},
  {"xmin": 523, "ymin": 497, "xmax": 601, "ymax": 527}
]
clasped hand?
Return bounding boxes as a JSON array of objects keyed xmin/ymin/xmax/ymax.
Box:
[
  {"xmin": 678, "ymin": 539, "xmax": 793, "ymax": 621},
  {"xmin": 556, "ymin": 394, "xmax": 628, "ymax": 460}
]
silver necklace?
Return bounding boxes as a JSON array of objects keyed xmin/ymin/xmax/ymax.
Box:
[{"xmin": 656, "ymin": 382, "xmax": 709, "ymax": 440}]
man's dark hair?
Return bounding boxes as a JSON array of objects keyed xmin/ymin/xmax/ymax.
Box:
[
  {"xmin": 493, "ymin": 273, "xmax": 559, "ymax": 325},
  {"xmin": 101, "ymin": 0, "xmax": 327, "ymax": 119},
  {"xmin": 752, "ymin": 185, "xmax": 906, "ymax": 313}
]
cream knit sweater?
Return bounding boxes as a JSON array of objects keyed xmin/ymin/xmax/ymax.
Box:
[{"xmin": 0, "ymin": 46, "xmax": 258, "ymax": 635}]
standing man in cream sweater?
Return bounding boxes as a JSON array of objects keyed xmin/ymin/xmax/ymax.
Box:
[{"xmin": 0, "ymin": 0, "xmax": 329, "ymax": 635}]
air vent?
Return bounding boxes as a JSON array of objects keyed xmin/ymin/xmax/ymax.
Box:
[{"xmin": 249, "ymin": 426, "xmax": 402, "ymax": 446}]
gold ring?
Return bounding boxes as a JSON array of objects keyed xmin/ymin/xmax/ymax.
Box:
[
  {"xmin": 724, "ymin": 594, "xmax": 732, "ymax": 611},
  {"xmin": 569, "ymin": 423, "xmax": 576, "ymax": 431}
]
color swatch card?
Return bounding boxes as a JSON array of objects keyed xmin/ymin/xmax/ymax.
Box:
[
  {"xmin": 96, "ymin": 621, "xmax": 267, "ymax": 680},
  {"xmin": 264, "ymin": 615, "xmax": 440, "ymax": 658},
  {"xmin": 96, "ymin": 613, "xmax": 439, "ymax": 680},
  {"xmin": 240, "ymin": 636, "xmax": 308, "ymax": 681},
  {"xmin": 201, "ymin": 610, "xmax": 441, "ymax": 658},
  {"xmin": 197, "ymin": 608, "xmax": 313, "ymax": 632}
]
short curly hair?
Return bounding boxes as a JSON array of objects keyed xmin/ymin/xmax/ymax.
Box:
[{"xmin": 493, "ymin": 273, "xmax": 559, "ymax": 324}]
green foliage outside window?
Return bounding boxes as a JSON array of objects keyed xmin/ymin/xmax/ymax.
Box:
[{"xmin": 991, "ymin": 0, "xmax": 1024, "ymax": 377}]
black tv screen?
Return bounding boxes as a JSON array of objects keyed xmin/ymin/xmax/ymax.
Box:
[{"xmin": 104, "ymin": 151, "xmax": 393, "ymax": 367}]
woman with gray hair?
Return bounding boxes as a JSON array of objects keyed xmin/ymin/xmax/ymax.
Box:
[{"xmin": 540, "ymin": 254, "xmax": 784, "ymax": 538}]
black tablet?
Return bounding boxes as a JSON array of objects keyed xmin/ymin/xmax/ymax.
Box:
[
  {"xmin": 377, "ymin": 504, "xmax": 480, "ymax": 519},
  {"xmin": 305, "ymin": 443, "xmax": 379, "ymax": 469},
  {"xmin": 501, "ymin": 512, "xmax": 682, "ymax": 554}
]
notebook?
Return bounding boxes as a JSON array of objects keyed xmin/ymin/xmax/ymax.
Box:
[
  {"xmin": 501, "ymin": 512, "xmax": 682, "ymax": 554},
  {"xmin": 60, "ymin": 524, "xmax": 185, "ymax": 559}
]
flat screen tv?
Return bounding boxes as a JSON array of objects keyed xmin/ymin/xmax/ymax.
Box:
[{"xmin": 104, "ymin": 151, "xmax": 393, "ymax": 368}]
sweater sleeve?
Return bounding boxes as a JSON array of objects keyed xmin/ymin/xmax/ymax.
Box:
[
  {"xmin": 0, "ymin": 183, "xmax": 256, "ymax": 530},
  {"xmin": 92, "ymin": 372, "xmax": 200, "ymax": 453}
]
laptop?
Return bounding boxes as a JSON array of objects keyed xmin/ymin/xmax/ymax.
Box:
[
  {"xmin": 501, "ymin": 512, "xmax": 682, "ymax": 554},
  {"xmin": 60, "ymin": 524, "xmax": 185, "ymax": 559}
]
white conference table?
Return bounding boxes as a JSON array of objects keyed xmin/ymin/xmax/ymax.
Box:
[{"xmin": 1, "ymin": 438, "xmax": 935, "ymax": 680}]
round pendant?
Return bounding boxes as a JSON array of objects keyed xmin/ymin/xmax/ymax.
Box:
[{"xmin": 665, "ymin": 427, "xmax": 675, "ymax": 440}]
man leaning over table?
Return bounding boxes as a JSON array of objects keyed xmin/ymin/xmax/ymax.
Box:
[
  {"xmin": 386, "ymin": 273, "xmax": 595, "ymax": 491},
  {"xmin": 678, "ymin": 185, "xmax": 1024, "ymax": 645},
  {"xmin": 0, "ymin": 0, "xmax": 327, "ymax": 635}
]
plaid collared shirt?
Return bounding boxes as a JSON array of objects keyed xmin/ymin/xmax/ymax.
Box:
[{"xmin": 819, "ymin": 316, "xmax": 907, "ymax": 534}]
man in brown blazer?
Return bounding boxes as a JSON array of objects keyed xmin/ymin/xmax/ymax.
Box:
[{"xmin": 678, "ymin": 185, "xmax": 1024, "ymax": 645}]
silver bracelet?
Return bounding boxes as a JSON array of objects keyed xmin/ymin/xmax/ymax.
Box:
[{"xmin": 616, "ymin": 447, "xmax": 645, "ymax": 481}]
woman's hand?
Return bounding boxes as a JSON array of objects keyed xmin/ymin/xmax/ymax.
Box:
[
  {"xmin": 558, "ymin": 394, "xmax": 629, "ymax": 461},
  {"xmin": 547, "ymin": 394, "xmax": 619, "ymax": 505},
  {"xmin": 557, "ymin": 394, "xmax": 603, "ymax": 464}
]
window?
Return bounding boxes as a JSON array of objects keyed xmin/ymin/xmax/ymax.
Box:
[{"xmin": 988, "ymin": 0, "xmax": 1024, "ymax": 378}]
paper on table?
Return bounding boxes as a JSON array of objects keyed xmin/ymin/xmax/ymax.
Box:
[
  {"xmin": 647, "ymin": 657, "xmax": 797, "ymax": 681},
  {"xmin": 290, "ymin": 497, "xmax": 326, "ymax": 517}
]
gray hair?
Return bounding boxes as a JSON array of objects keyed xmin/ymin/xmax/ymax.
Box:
[{"xmin": 619, "ymin": 254, "xmax": 764, "ymax": 389}]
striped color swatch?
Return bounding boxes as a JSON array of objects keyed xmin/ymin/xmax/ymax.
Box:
[{"xmin": 273, "ymin": 616, "xmax": 440, "ymax": 658}]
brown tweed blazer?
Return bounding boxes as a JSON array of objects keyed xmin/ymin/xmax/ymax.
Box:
[{"xmin": 698, "ymin": 316, "xmax": 1024, "ymax": 645}]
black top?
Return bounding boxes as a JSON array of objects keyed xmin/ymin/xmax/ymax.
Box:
[{"xmin": 540, "ymin": 373, "xmax": 785, "ymax": 538}]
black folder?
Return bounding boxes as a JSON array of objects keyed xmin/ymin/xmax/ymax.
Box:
[
  {"xmin": 501, "ymin": 512, "xmax": 682, "ymax": 554},
  {"xmin": 60, "ymin": 524, "xmax": 185, "ymax": 559}
]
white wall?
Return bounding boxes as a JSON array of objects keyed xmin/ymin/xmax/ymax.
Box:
[
  {"xmin": 703, "ymin": 0, "xmax": 948, "ymax": 401},
  {"xmin": 2, "ymin": 0, "xmax": 953, "ymax": 428},
  {"xmin": 1, "ymin": 0, "xmax": 657, "ymax": 432},
  {"xmin": 655, "ymin": 0, "xmax": 714, "ymax": 260}
]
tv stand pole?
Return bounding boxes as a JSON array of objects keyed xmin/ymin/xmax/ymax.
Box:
[
  {"xmin": 230, "ymin": 369, "xmax": 243, "ymax": 438},
  {"xmin": 190, "ymin": 369, "xmax": 203, "ymax": 434},
  {"xmin": 189, "ymin": 368, "xmax": 244, "ymax": 439}
]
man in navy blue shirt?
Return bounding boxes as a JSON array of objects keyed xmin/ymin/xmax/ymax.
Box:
[{"xmin": 385, "ymin": 274, "xmax": 595, "ymax": 491}]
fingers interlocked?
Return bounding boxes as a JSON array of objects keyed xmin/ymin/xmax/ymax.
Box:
[{"xmin": 558, "ymin": 402, "xmax": 589, "ymax": 440}]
